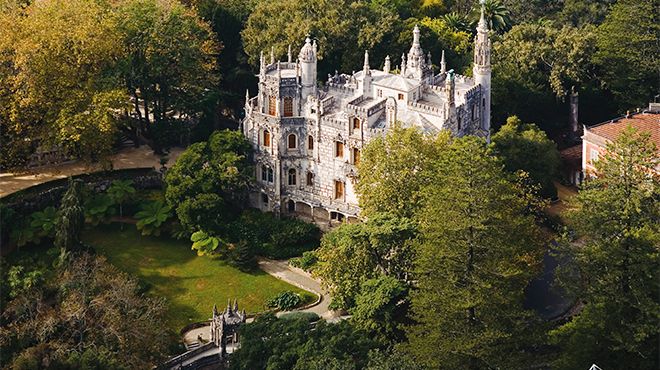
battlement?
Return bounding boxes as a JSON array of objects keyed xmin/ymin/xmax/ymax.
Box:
[{"xmin": 408, "ymin": 100, "xmax": 442, "ymax": 115}]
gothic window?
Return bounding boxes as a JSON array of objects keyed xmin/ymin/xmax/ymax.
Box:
[
  {"xmin": 308, "ymin": 135, "xmax": 314, "ymax": 150},
  {"xmin": 334, "ymin": 180, "xmax": 344, "ymax": 199},
  {"xmin": 263, "ymin": 130, "xmax": 271, "ymax": 147},
  {"xmin": 352, "ymin": 117, "xmax": 360, "ymax": 130},
  {"xmin": 335, "ymin": 141, "xmax": 344, "ymax": 158},
  {"xmin": 261, "ymin": 165, "xmax": 273, "ymax": 183},
  {"xmin": 306, "ymin": 171, "xmax": 314, "ymax": 186},
  {"xmin": 268, "ymin": 95, "xmax": 276, "ymax": 115},
  {"xmin": 288, "ymin": 134, "xmax": 297, "ymax": 149},
  {"xmin": 261, "ymin": 193, "xmax": 269, "ymax": 206},
  {"xmin": 283, "ymin": 97, "xmax": 293, "ymax": 117},
  {"xmin": 398, "ymin": 93, "xmax": 404, "ymax": 100},
  {"xmin": 288, "ymin": 168, "xmax": 297, "ymax": 186},
  {"xmin": 352, "ymin": 148, "xmax": 360, "ymax": 165},
  {"xmin": 471, "ymin": 105, "xmax": 476, "ymax": 120}
]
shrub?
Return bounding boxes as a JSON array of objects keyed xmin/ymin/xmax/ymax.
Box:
[
  {"xmin": 134, "ymin": 201, "xmax": 172, "ymax": 236},
  {"xmin": 29, "ymin": 207, "xmax": 58, "ymax": 239},
  {"xmin": 227, "ymin": 240, "xmax": 257, "ymax": 271},
  {"xmin": 84, "ymin": 194, "xmax": 115, "ymax": 225},
  {"xmin": 10, "ymin": 219, "xmax": 40, "ymax": 247},
  {"xmin": 289, "ymin": 251, "xmax": 318, "ymax": 271},
  {"xmin": 278, "ymin": 312, "xmax": 320, "ymax": 322},
  {"xmin": 190, "ymin": 231, "xmax": 222, "ymax": 256},
  {"xmin": 266, "ymin": 291, "xmax": 302, "ymax": 311}
]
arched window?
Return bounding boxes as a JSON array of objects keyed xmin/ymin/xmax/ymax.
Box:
[
  {"xmin": 268, "ymin": 95, "xmax": 276, "ymax": 115},
  {"xmin": 334, "ymin": 180, "xmax": 344, "ymax": 199},
  {"xmin": 263, "ymin": 130, "xmax": 271, "ymax": 147},
  {"xmin": 288, "ymin": 134, "xmax": 297, "ymax": 149},
  {"xmin": 306, "ymin": 171, "xmax": 314, "ymax": 186},
  {"xmin": 352, "ymin": 117, "xmax": 360, "ymax": 129},
  {"xmin": 308, "ymin": 135, "xmax": 314, "ymax": 150},
  {"xmin": 288, "ymin": 168, "xmax": 296, "ymax": 186},
  {"xmin": 261, "ymin": 165, "xmax": 273, "ymax": 183},
  {"xmin": 283, "ymin": 97, "xmax": 293, "ymax": 117},
  {"xmin": 352, "ymin": 148, "xmax": 360, "ymax": 165}
]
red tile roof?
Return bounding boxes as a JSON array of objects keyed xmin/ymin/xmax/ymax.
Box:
[
  {"xmin": 560, "ymin": 144, "xmax": 582, "ymax": 163},
  {"xmin": 586, "ymin": 112, "xmax": 659, "ymax": 151}
]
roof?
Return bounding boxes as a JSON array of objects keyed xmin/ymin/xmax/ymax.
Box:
[
  {"xmin": 373, "ymin": 74, "xmax": 419, "ymax": 92},
  {"xmin": 585, "ymin": 112, "xmax": 659, "ymax": 151},
  {"xmin": 560, "ymin": 144, "xmax": 582, "ymax": 164}
]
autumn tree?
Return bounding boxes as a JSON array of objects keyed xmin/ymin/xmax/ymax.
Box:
[
  {"xmin": 551, "ymin": 127, "xmax": 659, "ymax": 369},
  {"xmin": 407, "ymin": 136, "xmax": 545, "ymax": 369},
  {"xmin": 491, "ymin": 116, "xmax": 560, "ymax": 198}
]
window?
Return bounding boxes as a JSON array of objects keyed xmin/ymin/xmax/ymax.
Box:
[
  {"xmin": 288, "ymin": 134, "xmax": 297, "ymax": 149},
  {"xmin": 352, "ymin": 148, "xmax": 360, "ymax": 165},
  {"xmin": 377, "ymin": 89, "xmax": 382, "ymax": 98},
  {"xmin": 308, "ymin": 135, "xmax": 314, "ymax": 150},
  {"xmin": 261, "ymin": 193, "xmax": 269, "ymax": 206},
  {"xmin": 590, "ymin": 149, "xmax": 599, "ymax": 162},
  {"xmin": 306, "ymin": 171, "xmax": 314, "ymax": 186},
  {"xmin": 482, "ymin": 97, "xmax": 485, "ymax": 107},
  {"xmin": 263, "ymin": 130, "xmax": 271, "ymax": 147},
  {"xmin": 261, "ymin": 165, "xmax": 273, "ymax": 183},
  {"xmin": 283, "ymin": 97, "xmax": 293, "ymax": 117},
  {"xmin": 334, "ymin": 180, "xmax": 344, "ymax": 199},
  {"xmin": 335, "ymin": 141, "xmax": 344, "ymax": 158},
  {"xmin": 352, "ymin": 117, "xmax": 361, "ymax": 130},
  {"xmin": 268, "ymin": 96, "xmax": 276, "ymax": 115},
  {"xmin": 288, "ymin": 168, "xmax": 297, "ymax": 186},
  {"xmin": 398, "ymin": 93, "xmax": 404, "ymax": 100},
  {"xmin": 458, "ymin": 117, "xmax": 462, "ymax": 130},
  {"xmin": 471, "ymin": 105, "xmax": 476, "ymax": 120}
]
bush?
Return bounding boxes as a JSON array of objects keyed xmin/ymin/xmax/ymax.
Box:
[
  {"xmin": 228, "ymin": 210, "xmax": 320, "ymax": 259},
  {"xmin": 289, "ymin": 251, "xmax": 318, "ymax": 271},
  {"xmin": 134, "ymin": 201, "xmax": 172, "ymax": 236},
  {"xmin": 227, "ymin": 240, "xmax": 257, "ymax": 271},
  {"xmin": 278, "ymin": 312, "xmax": 320, "ymax": 322},
  {"xmin": 266, "ymin": 291, "xmax": 302, "ymax": 311}
]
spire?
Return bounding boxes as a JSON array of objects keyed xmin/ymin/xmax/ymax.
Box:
[
  {"xmin": 270, "ymin": 46, "xmax": 274, "ymax": 64},
  {"xmin": 213, "ymin": 304, "xmax": 218, "ymax": 317},
  {"xmin": 363, "ymin": 50, "xmax": 370, "ymax": 76},
  {"xmin": 383, "ymin": 55, "xmax": 390, "ymax": 74},
  {"xmin": 412, "ymin": 24, "xmax": 421, "ymax": 47},
  {"xmin": 427, "ymin": 51, "xmax": 432, "ymax": 66},
  {"xmin": 401, "ymin": 53, "xmax": 406, "ymax": 75},
  {"xmin": 259, "ymin": 50, "xmax": 265, "ymax": 76},
  {"xmin": 477, "ymin": 0, "xmax": 488, "ymax": 32},
  {"xmin": 233, "ymin": 298, "xmax": 238, "ymax": 313},
  {"xmin": 287, "ymin": 45, "xmax": 292, "ymax": 63},
  {"xmin": 227, "ymin": 298, "xmax": 232, "ymax": 314},
  {"xmin": 245, "ymin": 89, "xmax": 249, "ymax": 103},
  {"xmin": 440, "ymin": 50, "xmax": 446, "ymax": 74}
]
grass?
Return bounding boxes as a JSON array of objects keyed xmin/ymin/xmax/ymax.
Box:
[{"xmin": 83, "ymin": 223, "xmax": 315, "ymax": 332}]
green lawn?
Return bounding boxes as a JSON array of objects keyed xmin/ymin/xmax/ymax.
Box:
[{"xmin": 83, "ymin": 224, "xmax": 315, "ymax": 332}]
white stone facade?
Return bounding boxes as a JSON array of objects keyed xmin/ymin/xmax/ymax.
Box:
[{"xmin": 242, "ymin": 9, "xmax": 491, "ymax": 221}]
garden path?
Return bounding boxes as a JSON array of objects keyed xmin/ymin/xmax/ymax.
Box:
[{"xmin": 0, "ymin": 146, "xmax": 183, "ymax": 197}]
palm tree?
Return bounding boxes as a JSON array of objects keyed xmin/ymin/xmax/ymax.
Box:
[
  {"xmin": 442, "ymin": 12, "xmax": 472, "ymax": 34},
  {"xmin": 474, "ymin": 0, "xmax": 512, "ymax": 34}
]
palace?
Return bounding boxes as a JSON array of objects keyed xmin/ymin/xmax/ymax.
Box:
[{"xmin": 242, "ymin": 4, "xmax": 492, "ymax": 223}]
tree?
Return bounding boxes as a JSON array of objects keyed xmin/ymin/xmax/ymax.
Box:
[
  {"xmin": 1, "ymin": 253, "xmax": 169, "ymax": 369},
  {"xmin": 107, "ymin": 179, "xmax": 136, "ymax": 225},
  {"xmin": 0, "ymin": 0, "xmax": 126, "ymax": 167},
  {"xmin": 165, "ymin": 130, "xmax": 252, "ymax": 234},
  {"xmin": 315, "ymin": 212, "xmax": 417, "ymax": 309},
  {"xmin": 114, "ymin": 0, "xmax": 220, "ymax": 153},
  {"xmin": 407, "ymin": 136, "xmax": 545, "ymax": 369},
  {"xmin": 55, "ymin": 178, "xmax": 85, "ymax": 252},
  {"xmin": 551, "ymin": 127, "xmax": 659, "ymax": 370},
  {"xmin": 352, "ymin": 275, "xmax": 409, "ymax": 340},
  {"xmin": 491, "ymin": 116, "xmax": 560, "ymax": 198},
  {"xmin": 594, "ymin": 0, "xmax": 660, "ymax": 110},
  {"xmin": 355, "ymin": 124, "xmax": 450, "ymax": 219},
  {"xmin": 474, "ymin": 0, "xmax": 512, "ymax": 34},
  {"xmin": 229, "ymin": 314, "xmax": 383, "ymax": 370}
]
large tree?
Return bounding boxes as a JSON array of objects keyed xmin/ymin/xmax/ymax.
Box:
[
  {"xmin": 55, "ymin": 179, "xmax": 86, "ymax": 253},
  {"xmin": 407, "ymin": 136, "xmax": 545, "ymax": 369},
  {"xmin": 165, "ymin": 130, "xmax": 252, "ymax": 234},
  {"xmin": 491, "ymin": 116, "xmax": 560, "ymax": 198},
  {"xmin": 355, "ymin": 124, "xmax": 450, "ymax": 219},
  {"xmin": 551, "ymin": 127, "xmax": 659, "ymax": 369}
]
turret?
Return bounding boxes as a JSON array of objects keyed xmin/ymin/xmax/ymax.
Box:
[
  {"xmin": 440, "ymin": 50, "xmax": 446, "ymax": 74},
  {"xmin": 299, "ymin": 37, "xmax": 317, "ymax": 101},
  {"xmin": 473, "ymin": 0, "xmax": 491, "ymax": 136},
  {"xmin": 383, "ymin": 55, "xmax": 390, "ymax": 74},
  {"xmin": 400, "ymin": 53, "xmax": 406, "ymax": 76},
  {"xmin": 362, "ymin": 50, "xmax": 372, "ymax": 96},
  {"xmin": 287, "ymin": 45, "xmax": 292, "ymax": 63},
  {"xmin": 270, "ymin": 46, "xmax": 275, "ymax": 64},
  {"xmin": 405, "ymin": 25, "xmax": 426, "ymax": 79}
]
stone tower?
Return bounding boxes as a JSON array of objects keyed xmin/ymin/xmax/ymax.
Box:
[
  {"xmin": 473, "ymin": 0, "xmax": 491, "ymax": 137},
  {"xmin": 299, "ymin": 37, "xmax": 317, "ymax": 102}
]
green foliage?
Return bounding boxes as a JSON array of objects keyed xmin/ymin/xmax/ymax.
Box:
[
  {"xmin": 352, "ymin": 276, "xmax": 408, "ymax": 340},
  {"xmin": 165, "ymin": 130, "xmax": 252, "ymax": 234},
  {"xmin": 7, "ymin": 263, "xmax": 46, "ymax": 299},
  {"xmin": 551, "ymin": 127, "xmax": 659, "ymax": 369},
  {"xmin": 475, "ymin": 0, "xmax": 512, "ymax": 34},
  {"xmin": 10, "ymin": 219, "xmax": 41, "ymax": 247},
  {"xmin": 266, "ymin": 291, "xmax": 303, "ymax": 311},
  {"xmin": 228, "ymin": 240, "xmax": 257, "ymax": 270},
  {"xmin": 278, "ymin": 311, "xmax": 320, "ymax": 322},
  {"xmin": 107, "ymin": 179, "xmax": 136, "ymax": 219},
  {"xmin": 29, "ymin": 206, "xmax": 58, "ymax": 239},
  {"xmin": 366, "ymin": 348, "xmax": 423, "ymax": 370},
  {"xmin": 134, "ymin": 200, "xmax": 172, "ymax": 236},
  {"xmin": 315, "ymin": 212, "xmax": 417, "ymax": 309},
  {"xmin": 289, "ymin": 251, "xmax": 318, "ymax": 271},
  {"xmin": 229, "ymin": 314, "xmax": 384, "ymax": 370},
  {"xmin": 190, "ymin": 230, "xmax": 221, "ymax": 256},
  {"xmin": 594, "ymin": 0, "xmax": 660, "ymax": 109},
  {"xmin": 356, "ymin": 124, "xmax": 450, "ymax": 219},
  {"xmin": 2, "ymin": 252, "xmax": 169, "ymax": 369},
  {"xmin": 84, "ymin": 193, "xmax": 116, "ymax": 226},
  {"xmin": 491, "ymin": 116, "xmax": 560, "ymax": 198},
  {"xmin": 55, "ymin": 178, "xmax": 85, "ymax": 251},
  {"xmin": 407, "ymin": 136, "xmax": 545, "ymax": 369}
]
